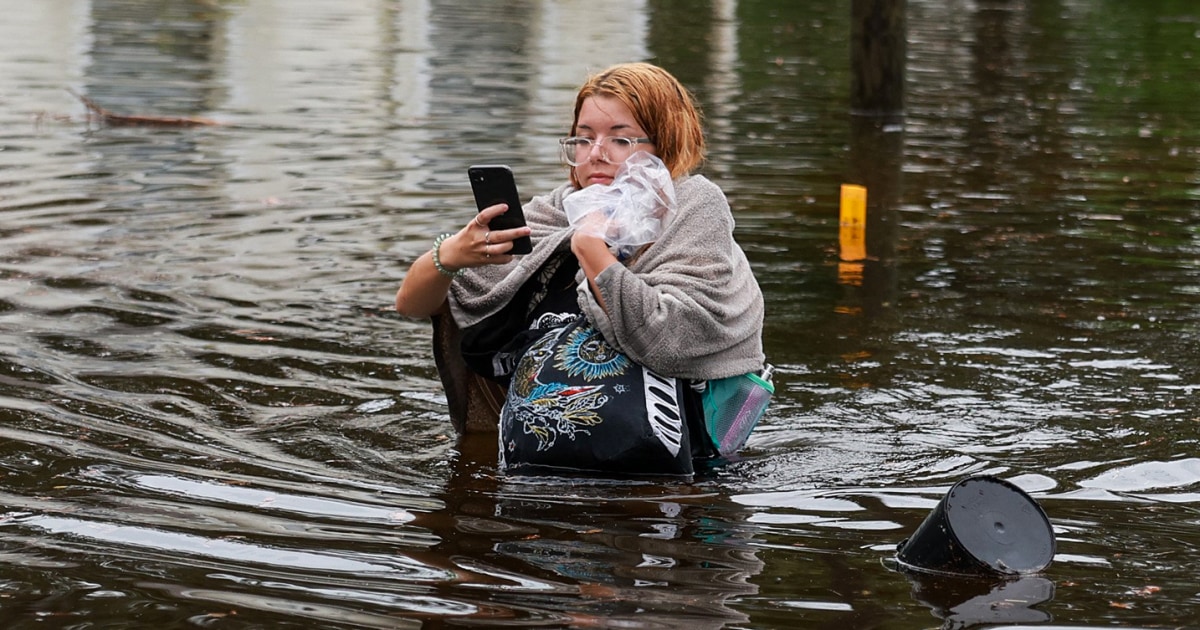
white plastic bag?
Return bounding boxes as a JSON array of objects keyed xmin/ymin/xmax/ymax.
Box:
[{"xmin": 563, "ymin": 151, "xmax": 677, "ymax": 259}]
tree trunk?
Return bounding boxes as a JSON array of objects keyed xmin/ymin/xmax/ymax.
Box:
[{"xmin": 851, "ymin": 0, "xmax": 907, "ymax": 117}]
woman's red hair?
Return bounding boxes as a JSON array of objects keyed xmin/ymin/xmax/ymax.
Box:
[{"xmin": 568, "ymin": 63, "xmax": 705, "ymax": 188}]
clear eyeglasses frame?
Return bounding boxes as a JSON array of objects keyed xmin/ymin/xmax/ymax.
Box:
[{"xmin": 559, "ymin": 136, "xmax": 653, "ymax": 166}]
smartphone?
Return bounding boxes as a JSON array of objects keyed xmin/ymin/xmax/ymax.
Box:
[{"xmin": 468, "ymin": 164, "xmax": 533, "ymax": 255}]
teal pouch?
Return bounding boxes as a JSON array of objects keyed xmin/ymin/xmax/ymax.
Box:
[{"xmin": 701, "ymin": 366, "xmax": 774, "ymax": 456}]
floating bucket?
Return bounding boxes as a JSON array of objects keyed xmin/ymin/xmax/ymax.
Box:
[{"xmin": 896, "ymin": 475, "xmax": 1055, "ymax": 576}]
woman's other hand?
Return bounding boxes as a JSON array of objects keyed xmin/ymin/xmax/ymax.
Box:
[{"xmin": 571, "ymin": 225, "xmax": 617, "ymax": 312}]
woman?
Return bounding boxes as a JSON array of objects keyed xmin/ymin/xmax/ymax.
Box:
[{"xmin": 396, "ymin": 62, "xmax": 765, "ymax": 472}]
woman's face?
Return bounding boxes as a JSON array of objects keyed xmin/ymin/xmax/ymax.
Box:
[{"xmin": 572, "ymin": 95, "xmax": 656, "ymax": 188}]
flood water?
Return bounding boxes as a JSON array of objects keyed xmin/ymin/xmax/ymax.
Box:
[{"xmin": 3, "ymin": 0, "xmax": 1200, "ymax": 628}]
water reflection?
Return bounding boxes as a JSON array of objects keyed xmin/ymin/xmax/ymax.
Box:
[
  {"xmin": 423, "ymin": 435, "xmax": 765, "ymax": 627},
  {"xmin": 904, "ymin": 572, "xmax": 1056, "ymax": 629}
]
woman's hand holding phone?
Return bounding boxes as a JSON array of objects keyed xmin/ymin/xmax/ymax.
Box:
[
  {"xmin": 473, "ymin": 202, "xmax": 532, "ymax": 260},
  {"xmin": 437, "ymin": 202, "xmax": 532, "ymax": 273},
  {"xmin": 469, "ymin": 165, "xmax": 533, "ymax": 255}
]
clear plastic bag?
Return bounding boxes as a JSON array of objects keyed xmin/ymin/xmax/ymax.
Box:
[{"xmin": 563, "ymin": 151, "xmax": 677, "ymax": 259}]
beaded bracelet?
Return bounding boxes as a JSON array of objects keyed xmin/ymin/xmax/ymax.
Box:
[{"xmin": 432, "ymin": 232, "xmax": 463, "ymax": 278}]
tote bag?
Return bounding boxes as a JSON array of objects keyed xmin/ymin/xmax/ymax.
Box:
[{"xmin": 498, "ymin": 316, "xmax": 697, "ymax": 478}]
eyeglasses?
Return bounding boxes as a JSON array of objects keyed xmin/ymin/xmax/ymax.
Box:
[{"xmin": 559, "ymin": 136, "xmax": 653, "ymax": 166}]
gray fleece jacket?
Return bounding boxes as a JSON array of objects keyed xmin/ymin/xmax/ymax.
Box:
[{"xmin": 449, "ymin": 174, "xmax": 765, "ymax": 381}]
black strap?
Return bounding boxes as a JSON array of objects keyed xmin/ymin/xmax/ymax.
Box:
[{"xmin": 459, "ymin": 252, "xmax": 579, "ymax": 385}]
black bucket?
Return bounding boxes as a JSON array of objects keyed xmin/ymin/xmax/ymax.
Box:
[{"xmin": 895, "ymin": 475, "xmax": 1055, "ymax": 576}]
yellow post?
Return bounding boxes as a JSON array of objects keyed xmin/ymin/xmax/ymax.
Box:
[{"xmin": 839, "ymin": 184, "xmax": 867, "ymax": 262}]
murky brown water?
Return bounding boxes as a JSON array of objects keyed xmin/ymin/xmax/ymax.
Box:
[{"xmin": 2, "ymin": 0, "xmax": 1199, "ymax": 628}]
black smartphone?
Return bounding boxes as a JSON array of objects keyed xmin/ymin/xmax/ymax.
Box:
[{"xmin": 468, "ymin": 164, "xmax": 533, "ymax": 255}]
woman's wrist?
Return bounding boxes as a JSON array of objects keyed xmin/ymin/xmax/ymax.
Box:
[
  {"xmin": 572, "ymin": 232, "xmax": 617, "ymax": 279},
  {"xmin": 432, "ymin": 233, "xmax": 464, "ymax": 278}
]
